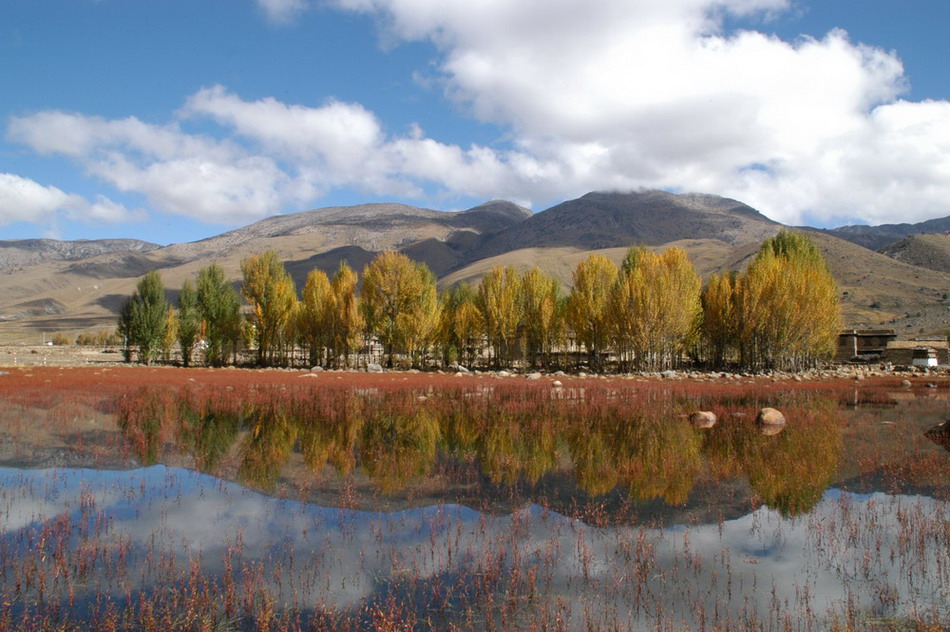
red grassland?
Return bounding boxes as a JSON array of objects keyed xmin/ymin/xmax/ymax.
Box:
[{"xmin": 0, "ymin": 364, "xmax": 939, "ymax": 408}]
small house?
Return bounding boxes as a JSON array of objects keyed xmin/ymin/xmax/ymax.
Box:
[{"xmin": 836, "ymin": 329, "xmax": 897, "ymax": 363}]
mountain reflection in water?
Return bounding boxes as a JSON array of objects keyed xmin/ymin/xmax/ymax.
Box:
[
  {"xmin": 1, "ymin": 466, "xmax": 947, "ymax": 630},
  {"xmin": 1, "ymin": 379, "xmax": 948, "ymax": 630}
]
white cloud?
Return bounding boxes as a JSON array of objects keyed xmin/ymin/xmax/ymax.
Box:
[
  {"xmin": 329, "ymin": 0, "xmax": 950, "ymax": 225},
  {"xmin": 0, "ymin": 173, "xmax": 140, "ymax": 226},
  {"xmin": 7, "ymin": 110, "xmax": 300, "ymax": 225},
  {"xmin": 9, "ymin": 89, "xmax": 555, "ymax": 224},
  {"xmin": 12, "ymin": 0, "xmax": 950, "ymax": 228},
  {"xmin": 256, "ymin": 0, "xmax": 309, "ymax": 24}
]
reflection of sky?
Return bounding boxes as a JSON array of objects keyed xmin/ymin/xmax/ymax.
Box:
[{"xmin": 1, "ymin": 466, "xmax": 947, "ymax": 629}]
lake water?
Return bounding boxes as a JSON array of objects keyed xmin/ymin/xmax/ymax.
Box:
[{"xmin": 1, "ymin": 378, "xmax": 947, "ymax": 630}]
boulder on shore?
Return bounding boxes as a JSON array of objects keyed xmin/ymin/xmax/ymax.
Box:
[
  {"xmin": 756, "ymin": 407, "xmax": 786, "ymax": 426},
  {"xmin": 689, "ymin": 411, "xmax": 717, "ymax": 429}
]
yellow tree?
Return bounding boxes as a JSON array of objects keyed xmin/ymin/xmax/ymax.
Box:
[
  {"xmin": 299, "ymin": 268, "xmax": 334, "ymax": 367},
  {"xmin": 330, "ymin": 262, "xmax": 363, "ymax": 369},
  {"xmin": 566, "ymin": 254, "xmax": 618, "ymax": 371},
  {"xmin": 701, "ymin": 272, "xmax": 738, "ymax": 368},
  {"xmin": 397, "ymin": 264, "xmax": 440, "ymax": 368},
  {"xmin": 610, "ymin": 247, "xmax": 701, "ymax": 371},
  {"xmin": 736, "ymin": 231, "xmax": 841, "ymax": 371},
  {"xmin": 519, "ymin": 267, "xmax": 562, "ymax": 369},
  {"xmin": 361, "ymin": 252, "xmax": 437, "ymax": 368},
  {"xmin": 241, "ymin": 250, "xmax": 297, "ymax": 366},
  {"xmin": 439, "ymin": 282, "xmax": 483, "ymax": 367},
  {"xmin": 477, "ymin": 266, "xmax": 523, "ymax": 368}
]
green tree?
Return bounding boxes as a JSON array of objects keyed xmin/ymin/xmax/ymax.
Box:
[
  {"xmin": 241, "ymin": 251, "xmax": 297, "ymax": 366},
  {"xmin": 196, "ymin": 264, "xmax": 242, "ymax": 367},
  {"xmin": 118, "ymin": 270, "xmax": 169, "ymax": 365},
  {"xmin": 177, "ymin": 280, "xmax": 201, "ymax": 367},
  {"xmin": 477, "ymin": 266, "xmax": 523, "ymax": 368},
  {"xmin": 566, "ymin": 254, "xmax": 618, "ymax": 371}
]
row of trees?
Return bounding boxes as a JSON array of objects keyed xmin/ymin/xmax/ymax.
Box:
[{"xmin": 117, "ymin": 230, "xmax": 841, "ymax": 371}]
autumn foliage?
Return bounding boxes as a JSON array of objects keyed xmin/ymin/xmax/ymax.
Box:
[{"xmin": 116, "ymin": 231, "xmax": 840, "ymax": 372}]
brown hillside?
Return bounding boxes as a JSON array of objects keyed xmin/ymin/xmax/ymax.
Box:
[
  {"xmin": 468, "ymin": 190, "xmax": 782, "ymax": 262},
  {"xmin": 878, "ymin": 233, "xmax": 950, "ymax": 273},
  {"xmin": 1, "ymin": 193, "xmax": 948, "ymax": 343}
]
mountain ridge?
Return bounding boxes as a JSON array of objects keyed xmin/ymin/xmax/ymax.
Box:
[
  {"xmin": 1, "ymin": 190, "xmax": 948, "ymax": 342},
  {"xmin": 0, "ymin": 238, "xmax": 160, "ymax": 270}
]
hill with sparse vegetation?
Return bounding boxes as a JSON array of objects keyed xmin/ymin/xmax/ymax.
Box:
[{"xmin": 1, "ymin": 190, "xmax": 948, "ymax": 343}]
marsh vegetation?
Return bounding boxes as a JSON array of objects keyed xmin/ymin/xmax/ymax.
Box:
[{"xmin": 0, "ymin": 371, "xmax": 947, "ymax": 630}]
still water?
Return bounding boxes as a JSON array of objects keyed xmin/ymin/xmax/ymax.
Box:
[{"xmin": 1, "ymin": 379, "xmax": 947, "ymax": 630}]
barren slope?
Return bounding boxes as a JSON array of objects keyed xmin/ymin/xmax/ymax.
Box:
[
  {"xmin": 878, "ymin": 233, "xmax": 950, "ymax": 273},
  {"xmin": 468, "ymin": 190, "xmax": 781, "ymax": 262},
  {"xmin": 819, "ymin": 215, "xmax": 950, "ymax": 250},
  {"xmin": 0, "ymin": 238, "xmax": 159, "ymax": 270},
  {"xmin": 2, "ymin": 192, "xmax": 949, "ymax": 343}
]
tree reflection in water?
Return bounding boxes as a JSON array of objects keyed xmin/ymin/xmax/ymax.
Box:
[{"xmin": 116, "ymin": 383, "xmax": 844, "ymax": 516}]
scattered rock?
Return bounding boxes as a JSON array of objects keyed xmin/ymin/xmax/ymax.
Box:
[
  {"xmin": 366, "ymin": 363, "xmax": 383, "ymax": 373},
  {"xmin": 924, "ymin": 420, "xmax": 950, "ymax": 450},
  {"xmin": 310, "ymin": 366, "xmax": 324, "ymax": 372},
  {"xmin": 689, "ymin": 411, "xmax": 717, "ymax": 429},
  {"xmin": 756, "ymin": 407, "xmax": 786, "ymax": 427},
  {"xmin": 497, "ymin": 370, "xmax": 511, "ymax": 377},
  {"xmin": 298, "ymin": 373, "xmax": 319, "ymax": 378},
  {"xmin": 455, "ymin": 365, "xmax": 470, "ymax": 373},
  {"xmin": 759, "ymin": 423, "xmax": 785, "ymax": 436},
  {"xmin": 552, "ymin": 380, "xmax": 563, "ymax": 388},
  {"xmin": 901, "ymin": 379, "xmax": 912, "ymax": 388},
  {"xmin": 526, "ymin": 372, "xmax": 542, "ymax": 380},
  {"xmin": 662, "ymin": 370, "xmax": 677, "ymax": 379}
]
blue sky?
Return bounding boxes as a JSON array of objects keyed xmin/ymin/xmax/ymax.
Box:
[{"xmin": 4, "ymin": 0, "xmax": 950, "ymax": 245}]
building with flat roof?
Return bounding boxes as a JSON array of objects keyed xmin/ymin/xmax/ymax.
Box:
[{"xmin": 836, "ymin": 329, "xmax": 897, "ymax": 363}]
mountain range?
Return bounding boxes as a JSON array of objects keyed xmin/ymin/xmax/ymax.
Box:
[{"xmin": 1, "ymin": 190, "xmax": 948, "ymax": 343}]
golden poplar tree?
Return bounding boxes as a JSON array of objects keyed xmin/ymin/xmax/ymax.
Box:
[
  {"xmin": 519, "ymin": 267, "xmax": 562, "ymax": 369},
  {"xmin": 477, "ymin": 266, "xmax": 523, "ymax": 368},
  {"xmin": 439, "ymin": 282, "xmax": 483, "ymax": 367},
  {"xmin": 735, "ymin": 231, "xmax": 841, "ymax": 371},
  {"xmin": 361, "ymin": 251, "xmax": 438, "ymax": 367},
  {"xmin": 610, "ymin": 247, "xmax": 701, "ymax": 371},
  {"xmin": 396, "ymin": 264, "xmax": 441, "ymax": 368},
  {"xmin": 566, "ymin": 254, "xmax": 619, "ymax": 371},
  {"xmin": 701, "ymin": 272, "xmax": 738, "ymax": 368},
  {"xmin": 299, "ymin": 268, "xmax": 334, "ymax": 367},
  {"xmin": 330, "ymin": 262, "xmax": 363, "ymax": 369},
  {"xmin": 241, "ymin": 250, "xmax": 297, "ymax": 366}
]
